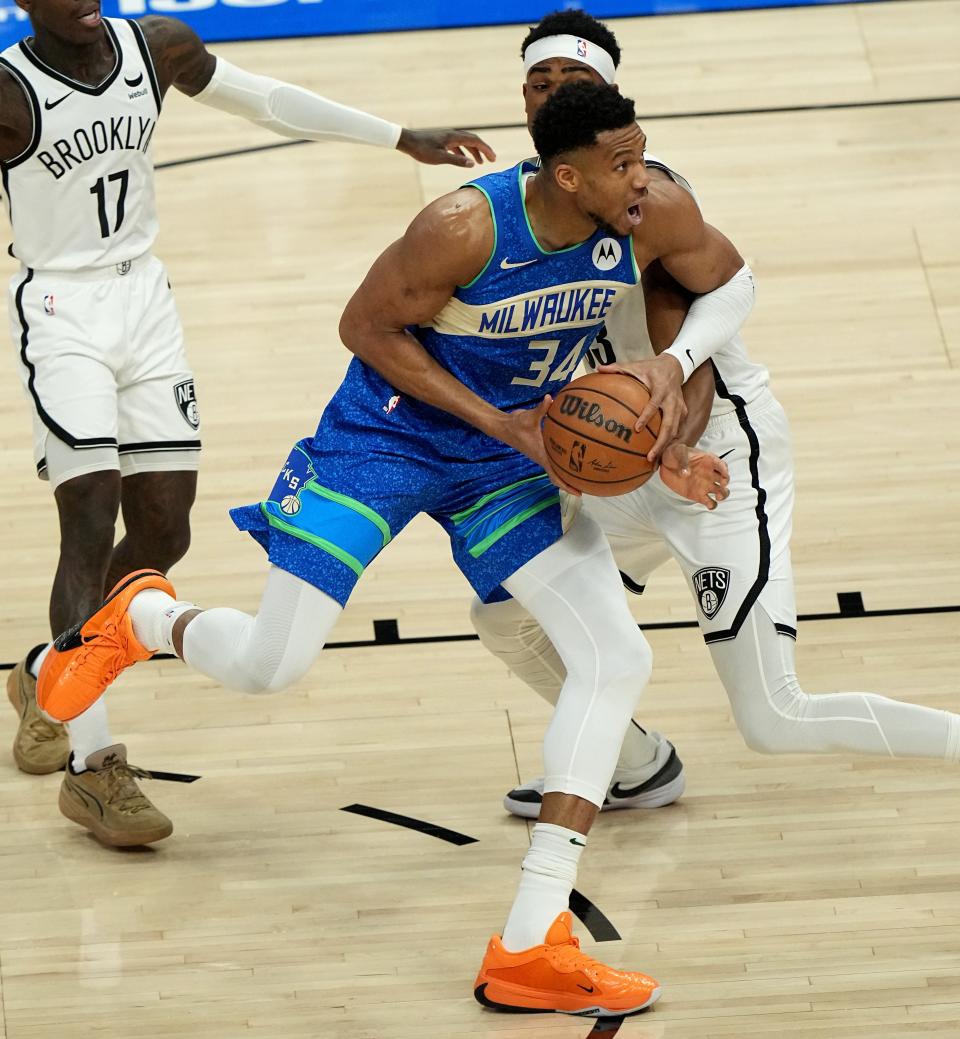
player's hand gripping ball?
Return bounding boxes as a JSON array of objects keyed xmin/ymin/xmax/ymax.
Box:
[{"xmin": 542, "ymin": 372, "xmax": 662, "ymax": 496}]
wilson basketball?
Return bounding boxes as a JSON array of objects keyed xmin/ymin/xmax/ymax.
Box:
[{"xmin": 542, "ymin": 372, "xmax": 662, "ymax": 496}]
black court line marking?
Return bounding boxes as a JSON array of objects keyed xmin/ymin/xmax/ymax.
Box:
[
  {"xmin": 340, "ymin": 803, "xmax": 478, "ymax": 845},
  {"xmin": 588, "ymin": 1019, "xmax": 625, "ymax": 1037},
  {"xmin": 569, "ymin": 888, "xmax": 621, "ymax": 943},
  {"xmin": 156, "ymin": 138, "xmax": 309, "ymax": 170},
  {"xmin": 145, "ymin": 769, "xmax": 201, "ymax": 784},
  {"xmin": 837, "ymin": 591, "xmax": 866, "ymax": 616},
  {"xmin": 467, "ymin": 94, "xmax": 960, "ymax": 134},
  {"xmin": 341, "ymin": 807, "xmax": 620, "ymax": 940},
  {"xmin": 153, "ymin": 95, "xmax": 960, "ymax": 173},
  {"xmin": 2, "ymin": 597, "xmax": 957, "ymax": 670},
  {"xmin": 373, "ymin": 618, "xmax": 401, "ymax": 644}
]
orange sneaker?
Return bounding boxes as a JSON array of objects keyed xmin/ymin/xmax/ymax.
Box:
[
  {"xmin": 474, "ymin": 911, "xmax": 661, "ymax": 1017},
  {"xmin": 37, "ymin": 570, "xmax": 175, "ymax": 722}
]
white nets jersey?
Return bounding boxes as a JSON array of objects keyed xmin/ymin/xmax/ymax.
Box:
[
  {"xmin": 586, "ymin": 153, "xmax": 770, "ymax": 415},
  {"xmin": 0, "ymin": 17, "xmax": 160, "ymax": 271}
]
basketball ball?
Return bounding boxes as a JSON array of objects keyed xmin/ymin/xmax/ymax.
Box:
[{"xmin": 542, "ymin": 372, "xmax": 662, "ymax": 496}]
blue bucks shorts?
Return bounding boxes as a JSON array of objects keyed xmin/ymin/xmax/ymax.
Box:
[{"xmin": 230, "ymin": 406, "xmax": 561, "ymax": 606}]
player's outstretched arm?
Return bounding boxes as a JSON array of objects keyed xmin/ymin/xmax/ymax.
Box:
[
  {"xmin": 139, "ymin": 17, "xmax": 495, "ymax": 167},
  {"xmin": 338, "ymin": 192, "xmax": 570, "ymax": 483}
]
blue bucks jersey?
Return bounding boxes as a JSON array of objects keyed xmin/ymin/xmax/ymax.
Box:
[{"xmin": 323, "ymin": 160, "xmax": 639, "ymax": 459}]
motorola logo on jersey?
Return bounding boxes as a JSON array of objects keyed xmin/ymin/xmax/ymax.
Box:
[
  {"xmin": 692, "ymin": 567, "xmax": 730, "ymax": 619},
  {"xmin": 174, "ymin": 379, "xmax": 199, "ymax": 429},
  {"xmin": 592, "ymin": 238, "xmax": 622, "ymax": 271},
  {"xmin": 37, "ymin": 115, "xmax": 156, "ymax": 180}
]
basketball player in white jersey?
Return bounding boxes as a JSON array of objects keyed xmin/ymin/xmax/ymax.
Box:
[
  {"xmin": 472, "ymin": 10, "xmax": 960, "ymax": 820},
  {"xmin": 1, "ymin": 0, "xmax": 495, "ymax": 846}
]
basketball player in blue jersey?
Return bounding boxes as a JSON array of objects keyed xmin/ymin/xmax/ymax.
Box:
[
  {"xmin": 38, "ymin": 83, "xmax": 743, "ymax": 1016},
  {"xmin": 1, "ymin": 0, "xmax": 495, "ymax": 848},
  {"xmin": 473, "ymin": 10, "xmax": 960, "ymax": 822}
]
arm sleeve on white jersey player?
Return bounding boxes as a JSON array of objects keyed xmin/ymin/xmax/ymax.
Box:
[
  {"xmin": 631, "ymin": 153, "xmax": 756, "ymax": 383},
  {"xmin": 662, "ymin": 262, "xmax": 755, "ymax": 381},
  {"xmin": 193, "ymin": 57, "xmax": 401, "ymax": 149}
]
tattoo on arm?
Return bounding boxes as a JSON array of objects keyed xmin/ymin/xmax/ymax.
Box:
[{"xmin": 138, "ymin": 16, "xmax": 216, "ymax": 98}]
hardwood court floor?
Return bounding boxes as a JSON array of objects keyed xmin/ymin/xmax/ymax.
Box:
[{"xmin": 0, "ymin": 1, "xmax": 958, "ymax": 1036}]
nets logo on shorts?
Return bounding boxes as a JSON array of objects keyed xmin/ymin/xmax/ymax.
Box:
[
  {"xmin": 174, "ymin": 379, "xmax": 200, "ymax": 430},
  {"xmin": 692, "ymin": 566, "xmax": 730, "ymax": 620}
]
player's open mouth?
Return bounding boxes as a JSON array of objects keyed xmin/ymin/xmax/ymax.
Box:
[
  {"xmin": 78, "ymin": 8, "xmax": 101, "ymax": 27},
  {"xmin": 627, "ymin": 203, "xmax": 643, "ymax": 226}
]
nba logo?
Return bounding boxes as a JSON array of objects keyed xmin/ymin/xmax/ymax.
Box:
[
  {"xmin": 577, "ymin": 38, "xmax": 587, "ymax": 57},
  {"xmin": 43, "ymin": 294, "xmax": 55, "ymax": 316}
]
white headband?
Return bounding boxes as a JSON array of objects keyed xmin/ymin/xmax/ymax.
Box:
[{"xmin": 523, "ymin": 34, "xmax": 616, "ymax": 86}]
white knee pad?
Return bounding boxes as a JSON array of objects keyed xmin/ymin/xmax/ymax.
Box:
[{"xmin": 471, "ymin": 596, "xmax": 568, "ymax": 706}]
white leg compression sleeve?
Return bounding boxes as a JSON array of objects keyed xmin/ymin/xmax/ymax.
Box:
[
  {"xmin": 502, "ymin": 514, "xmax": 653, "ymax": 805},
  {"xmin": 181, "ymin": 566, "xmax": 342, "ymax": 695},
  {"xmin": 711, "ymin": 603, "xmax": 960, "ymax": 760},
  {"xmin": 471, "ymin": 594, "xmax": 661, "ymax": 771}
]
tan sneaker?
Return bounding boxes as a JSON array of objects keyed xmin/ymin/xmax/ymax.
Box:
[
  {"xmin": 6, "ymin": 646, "xmax": 70, "ymax": 774},
  {"xmin": 59, "ymin": 744, "xmax": 173, "ymax": 847}
]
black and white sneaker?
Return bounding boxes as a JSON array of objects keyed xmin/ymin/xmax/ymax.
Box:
[{"xmin": 503, "ymin": 732, "xmax": 685, "ymax": 819}]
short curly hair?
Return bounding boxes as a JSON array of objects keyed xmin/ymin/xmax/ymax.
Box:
[
  {"xmin": 532, "ymin": 82, "xmax": 636, "ymax": 164},
  {"xmin": 521, "ymin": 10, "xmax": 622, "ymax": 69}
]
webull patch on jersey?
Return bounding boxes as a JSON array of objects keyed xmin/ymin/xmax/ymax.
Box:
[{"xmin": 692, "ymin": 567, "xmax": 730, "ymax": 620}]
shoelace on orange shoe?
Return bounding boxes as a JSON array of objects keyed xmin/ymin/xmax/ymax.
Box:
[
  {"xmin": 547, "ymin": 937, "xmax": 596, "ymax": 974},
  {"xmin": 69, "ymin": 621, "xmax": 134, "ymax": 694}
]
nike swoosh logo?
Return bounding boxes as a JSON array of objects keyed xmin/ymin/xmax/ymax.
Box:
[
  {"xmin": 685, "ymin": 348, "xmax": 695, "ymax": 366},
  {"xmin": 569, "ymin": 837, "xmax": 586, "ymax": 847},
  {"xmin": 124, "ymin": 73, "xmax": 144, "ymax": 87},
  {"xmin": 718, "ymin": 449, "xmax": 735, "ymax": 460},
  {"xmin": 610, "ymin": 781, "xmax": 650, "ymax": 799},
  {"xmin": 500, "ymin": 258, "xmax": 537, "ymax": 270},
  {"xmin": 577, "ymin": 984, "xmax": 595, "ymax": 993},
  {"xmin": 44, "ymin": 94, "xmax": 71, "ymax": 110}
]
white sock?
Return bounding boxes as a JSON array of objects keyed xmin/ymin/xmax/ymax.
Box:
[
  {"xmin": 617, "ymin": 721, "xmax": 659, "ymax": 772},
  {"xmin": 66, "ymin": 698, "xmax": 114, "ymax": 772},
  {"xmin": 27, "ymin": 643, "xmax": 51, "ymax": 679},
  {"xmin": 501, "ymin": 823, "xmax": 586, "ymax": 952},
  {"xmin": 129, "ymin": 588, "xmax": 196, "ymax": 654}
]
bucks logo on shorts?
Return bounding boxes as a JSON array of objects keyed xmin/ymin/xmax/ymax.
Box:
[{"xmin": 692, "ymin": 567, "xmax": 730, "ymax": 620}]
